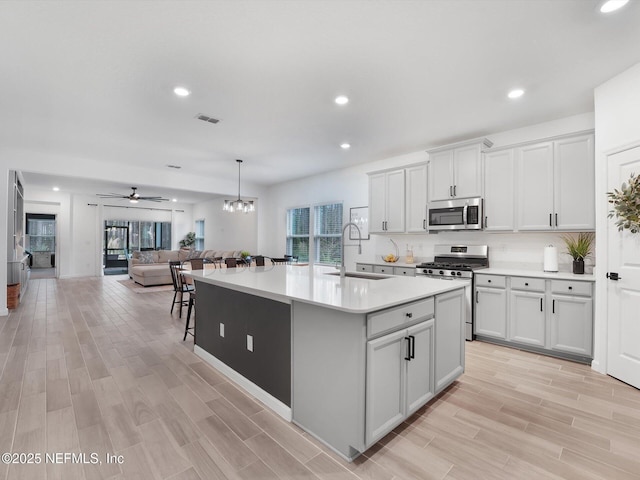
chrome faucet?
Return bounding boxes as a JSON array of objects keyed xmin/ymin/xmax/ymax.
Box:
[{"xmin": 340, "ymin": 222, "xmax": 363, "ymax": 277}]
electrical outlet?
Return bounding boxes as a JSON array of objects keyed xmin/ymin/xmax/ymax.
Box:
[
  {"xmin": 247, "ymin": 335, "xmax": 253, "ymax": 352},
  {"xmin": 219, "ymin": 323, "xmax": 225, "ymax": 337}
]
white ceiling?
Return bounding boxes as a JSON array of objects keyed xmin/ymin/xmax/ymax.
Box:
[{"xmin": 2, "ymin": 0, "xmax": 640, "ymax": 201}]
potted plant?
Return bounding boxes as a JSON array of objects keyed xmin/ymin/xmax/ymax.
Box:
[
  {"xmin": 561, "ymin": 232, "xmax": 594, "ymax": 274},
  {"xmin": 240, "ymin": 251, "xmax": 251, "ymax": 264},
  {"xmin": 179, "ymin": 232, "xmax": 196, "ymax": 249}
]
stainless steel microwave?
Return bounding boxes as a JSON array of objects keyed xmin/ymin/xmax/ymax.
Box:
[{"xmin": 427, "ymin": 197, "xmax": 483, "ymax": 231}]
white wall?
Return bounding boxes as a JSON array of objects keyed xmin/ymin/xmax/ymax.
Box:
[
  {"xmin": 593, "ymin": 61, "xmax": 640, "ymax": 373},
  {"xmin": 192, "ymin": 197, "xmax": 258, "ymax": 254},
  {"xmin": 262, "ymin": 113, "xmax": 595, "ymax": 271}
]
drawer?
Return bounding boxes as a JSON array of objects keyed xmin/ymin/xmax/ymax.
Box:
[
  {"xmin": 373, "ymin": 265, "xmax": 394, "ymax": 275},
  {"xmin": 394, "ymin": 267, "xmax": 415, "ymax": 277},
  {"xmin": 511, "ymin": 276, "xmax": 545, "ymax": 292},
  {"xmin": 551, "ymin": 280, "xmax": 592, "ymax": 297},
  {"xmin": 356, "ymin": 263, "xmax": 374, "ymax": 273},
  {"xmin": 474, "ymin": 274, "xmax": 506, "ymax": 288},
  {"xmin": 367, "ymin": 297, "xmax": 434, "ymax": 338}
]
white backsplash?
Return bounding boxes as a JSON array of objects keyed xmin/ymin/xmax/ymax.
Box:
[{"xmin": 362, "ymin": 230, "xmax": 595, "ymax": 274}]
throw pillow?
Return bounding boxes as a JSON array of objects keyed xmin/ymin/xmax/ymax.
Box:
[
  {"xmin": 187, "ymin": 250, "xmax": 202, "ymax": 260},
  {"xmin": 138, "ymin": 251, "xmax": 155, "ymax": 264}
]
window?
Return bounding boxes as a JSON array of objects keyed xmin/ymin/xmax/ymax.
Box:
[
  {"xmin": 286, "ymin": 203, "xmax": 343, "ymax": 265},
  {"xmin": 314, "ymin": 203, "xmax": 343, "ymax": 265},
  {"xmin": 195, "ymin": 220, "xmax": 205, "ymax": 250},
  {"xmin": 286, "ymin": 207, "xmax": 310, "ymax": 262}
]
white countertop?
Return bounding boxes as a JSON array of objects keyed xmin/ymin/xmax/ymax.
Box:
[
  {"xmin": 186, "ymin": 265, "xmax": 468, "ymax": 314},
  {"xmin": 478, "ymin": 267, "xmax": 595, "ymax": 282}
]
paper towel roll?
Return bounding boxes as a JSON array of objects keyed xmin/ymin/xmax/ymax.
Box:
[{"xmin": 544, "ymin": 245, "xmax": 558, "ymax": 272}]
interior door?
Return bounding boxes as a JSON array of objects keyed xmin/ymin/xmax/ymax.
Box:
[{"xmin": 607, "ymin": 145, "xmax": 640, "ymax": 389}]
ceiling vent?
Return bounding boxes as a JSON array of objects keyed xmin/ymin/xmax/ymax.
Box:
[{"xmin": 195, "ymin": 113, "xmax": 220, "ymax": 124}]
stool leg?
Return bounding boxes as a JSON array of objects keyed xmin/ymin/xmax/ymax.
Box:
[{"xmin": 184, "ymin": 295, "xmax": 194, "ymax": 341}]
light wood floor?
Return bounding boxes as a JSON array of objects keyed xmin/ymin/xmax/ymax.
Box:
[{"xmin": 1, "ymin": 276, "xmax": 639, "ymax": 480}]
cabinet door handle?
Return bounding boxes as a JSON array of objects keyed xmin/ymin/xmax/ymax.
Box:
[
  {"xmin": 487, "ymin": 279, "xmax": 492, "ymax": 283},
  {"xmin": 409, "ymin": 335, "xmax": 416, "ymax": 359},
  {"xmin": 549, "ymin": 213, "xmax": 552, "ymax": 227},
  {"xmin": 453, "ymin": 185, "xmax": 457, "ymax": 197},
  {"xmin": 406, "ymin": 312, "xmax": 413, "ymax": 318},
  {"xmin": 552, "ymin": 299, "xmax": 555, "ymax": 314},
  {"xmin": 476, "ymin": 291, "xmax": 479, "ymax": 303},
  {"xmin": 485, "ymin": 216, "xmax": 488, "ymax": 228},
  {"xmin": 405, "ymin": 337, "xmax": 411, "ymax": 361},
  {"xmin": 540, "ymin": 298, "xmax": 543, "ymax": 311},
  {"xmin": 449, "ymin": 185, "xmax": 453, "ymax": 197},
  {"xmin": 555, "ymin": 213, "xmax": 558, "ymax": 227},
  {"xmin": 423, "ymin": 219, "xmax": 426, "ymax": 230},
  {"xmin": 525, "ymin": 282, "xmax": 529, "ymax": 286},
  {"xmin": 568, "ymin": 286, "xmax": 573, "ymax": 290}
]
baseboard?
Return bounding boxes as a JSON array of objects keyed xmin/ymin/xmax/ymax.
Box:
[
  {"xmin": 194, "ymin": 345, "xmax": 292, "ymax": 421},
  {"xmin": 0, "ymin": 307, "xmax": 9, "ymax": 317}
]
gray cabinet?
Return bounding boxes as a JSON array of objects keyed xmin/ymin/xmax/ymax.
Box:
[
  {"xmin": 365, "ymin": 319, "xmax": 434, "ymax": 446},
  {"xmin": 474, "ymin": 273, "xmax": 594, "ymax": 363},
  {"xmin": 509, "ymin": 290, "xmax": 546, "ymax": 347},
  {"xmin": 550, "ymin": 280, "xmax": 593, "ymax": 356},
  {"xmin": 357, "ymin": 263, "xmax": 415, "ymax": 277},
  {"xmin": 434, "ymin": 289, "xmax": 465, "ymax": 392},
  {"xmin": 475, "ymin": 285, "xmax": 507, "ymax": 339}
]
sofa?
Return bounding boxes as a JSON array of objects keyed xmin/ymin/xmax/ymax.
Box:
[{"xmin": 128, "ymin": 249, "xmax": 245, "ymax": 286}]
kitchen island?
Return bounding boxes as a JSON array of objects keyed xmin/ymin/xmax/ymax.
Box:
[{"xmin": 186, "ymin": 265, "xmax": 467, "ymax": 460}]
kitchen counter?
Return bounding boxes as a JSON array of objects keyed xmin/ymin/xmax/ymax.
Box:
[
  {"xmin": 187, "ymin": 264, "xmax": 467, "ymax": 313},
  {"xmin": 186, "ymin": 264, "xmax": 467, "ymax": 460},
  {"xmin": 479, "ymin": 267, "xmax": 595, "ymax": 282}
]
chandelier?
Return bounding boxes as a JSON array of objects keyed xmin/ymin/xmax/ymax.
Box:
[{"xmin": 223, "ymin": 159, "xmax": 255, "ymax": 213}]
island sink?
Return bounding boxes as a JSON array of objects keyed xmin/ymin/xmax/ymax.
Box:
[{"xmin": 324, "ymin": 271, "xmax": 391, "ymax": 280}]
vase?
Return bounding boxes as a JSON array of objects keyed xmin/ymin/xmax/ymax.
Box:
[{"xmin": 572, "ymin": 259, "xmax": 585, "ymax": 275}]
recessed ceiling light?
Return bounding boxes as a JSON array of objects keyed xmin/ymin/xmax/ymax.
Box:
[
  {"xmin": 173, "ymin": 86, "xmax": 191, "ymax": 97},
  {"xmin": 172, "ymin": 198, "xmax": 178, "ymax": 202},
  {"xmin": 335, "ymin": 95, "xmax": 349, "ymax": 105},
  {"xmin": 340, "ymin": 143, "xmax": 351, "ymax": 149},
  {"xmin": 508, "ymin": 88, "xmax": 525, "ymax": 99},
  {"xmin": 600, "ymin": 0, "xmax": 629, "ymax": 13},
  {"xmin": 52, "ymin": 187, "xmax": 60, "ymax": 191}
]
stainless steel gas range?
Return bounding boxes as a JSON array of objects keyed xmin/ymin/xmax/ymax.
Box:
[{"xmin": 415, "ymin": 245, "xmax": 489, "ymax": 341}]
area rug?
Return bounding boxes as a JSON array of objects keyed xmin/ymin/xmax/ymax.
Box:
[{"xmin": 117, "ymin": 278, "xmax": 174, "ymax": 293}]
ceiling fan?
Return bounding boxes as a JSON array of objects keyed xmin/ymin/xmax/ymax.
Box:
[{"xmin": 97, "ymin": 186, "xmax": 169, "ymax": 203}]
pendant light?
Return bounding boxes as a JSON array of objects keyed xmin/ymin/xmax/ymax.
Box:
[{"xmin": 223, "ymin": 159, "xmax": 255, "ymax": 213}]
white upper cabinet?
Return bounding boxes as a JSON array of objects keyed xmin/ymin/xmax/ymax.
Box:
[
  {"xmin": 369, "ymin": 169, "xmax": 405, "ymax": 233},
  {"xmin": 369, "ymin": 163, "xmax": 427, "ymax": 234},
  {"xmin": 517, "ymin": 142, "xmax": 555, "ymax": 230},
  {"xmin": 427, "ymin": 138, "xmax": 492, "ymax": 202},
  {"xmin": 405, "ymin": 164, "xmax": 428, "ymax": 233},
  {"xmin": 483, "ymin": 149, "xmax": 514, "ymax": 231},
  {"xmin": 554, "ymin": 134, "xmax": 595, "ymax": 230},
  {"xmin": 516, "ymin": 132, "xmax": 595, "ymax": 231}
]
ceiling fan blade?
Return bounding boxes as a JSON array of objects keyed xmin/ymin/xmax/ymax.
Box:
[
  {"xmin": 138, "ymin": 196, "xmax": 169, "ymax": 201},
  {"xmin": 97, "ymin": 193, "xmax": 127, "ymax": 198}
]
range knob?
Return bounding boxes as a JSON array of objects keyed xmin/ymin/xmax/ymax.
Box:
[
  {"xmin": 450, "ymin": 271, "xmax": 456, "ymax": 276},
  {"xmin": 427, "ymin": 269, "xmax": 433, "ymax": 274},
  {"xmin": 439, "ymin": 270, "xmax": 444, "ymax": 275},
  {"xmin": 456, "ymin": 272, "xmax": 462, "ymax": 276}
]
